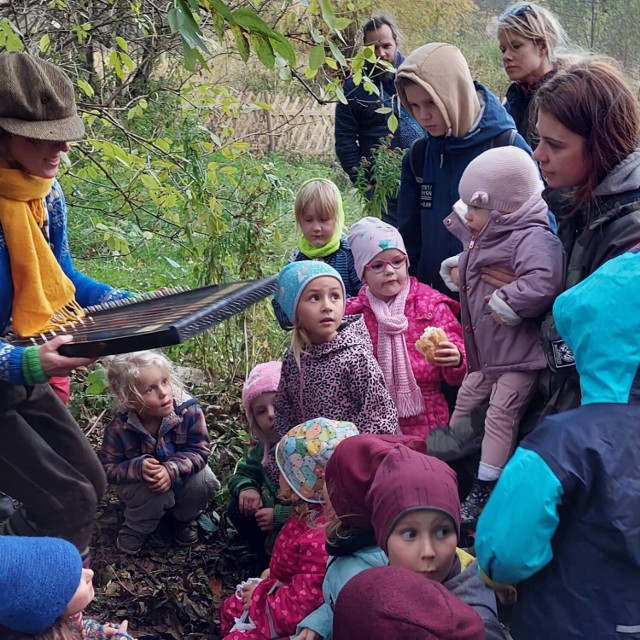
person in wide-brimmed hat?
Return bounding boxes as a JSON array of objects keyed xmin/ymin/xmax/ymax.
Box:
[{"xmin": 0, "ymin": 52, "xmax": 129, "ymax": 560}]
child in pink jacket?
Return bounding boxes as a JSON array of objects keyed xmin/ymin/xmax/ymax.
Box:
[
  {"xmin": 345, "ymin": 217, "xmax": 466, "ymax": 438},
  {"xmin": 219, "ymin": 418, "xmax": 359, "ymax": 640}
]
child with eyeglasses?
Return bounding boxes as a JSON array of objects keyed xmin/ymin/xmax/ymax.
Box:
[{"xmin": 345, "ymin": 217, "xmax": 465, "ymax": 439}]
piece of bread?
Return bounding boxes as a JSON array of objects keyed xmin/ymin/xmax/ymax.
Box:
[{"xmin": 415, "ymin": 327, "xmax": 448, "ymax": 364}]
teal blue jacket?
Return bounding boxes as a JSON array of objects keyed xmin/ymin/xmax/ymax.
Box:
[{"xmin": 296, "ymin": 545, "xmax": 387, "ymax": 639}]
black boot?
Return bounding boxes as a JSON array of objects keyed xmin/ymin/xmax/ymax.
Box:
[{"xmin": 427, "ymin": 414, "xmax": 484, "ymax": 462}]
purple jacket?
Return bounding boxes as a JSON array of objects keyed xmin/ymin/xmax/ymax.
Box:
[{"xmin": 443, "ymin": 196, "xmax": 565, "ymax": 374}]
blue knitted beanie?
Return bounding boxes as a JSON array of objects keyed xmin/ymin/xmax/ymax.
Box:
[
  {"xmin": 0, "ymin": 536, "xmax": 83, "ymax": 633},
  {"xmin": 274, "ymin": 261, "xmax": 346, "ymax": 325}
]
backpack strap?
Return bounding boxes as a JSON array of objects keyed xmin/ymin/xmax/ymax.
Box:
[
  {"xmin": 409, "ymin": 136, "xmax": 428, "ymax": 182},
  {"xmin": 491, "ymin": 128, "xmax": 518, "ymax": 148},
  {"xmin": 409, "ymin": 128, "xmax": 517, "ymax": 183}
]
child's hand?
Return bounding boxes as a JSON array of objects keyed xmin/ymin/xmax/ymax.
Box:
[
  {"xmin": 294, "ymin": 629, "xmax": 320, "ymax": 640},
  {"xmin": 255, "ymin": 507, "xmax": 275, "ymax": 532},
  {"xmin": 141, "ymin": 458, "xmax": 161, "ymax": 483},
  {"xmin": 432, "ymin": 341, "xmax": 462, "ymax": 368},
  {"xmin": 239, "ymin": 489, "xmax": 263, "ymax": 515},
  {"xmin": 104, "ymin": 621, "xmax": 129, "ymax": 638},
  {"xmin": 496, "ymin": 586, "xmax": 518, "ymax": 606},
  {"xmin": 260, "ymin": 568, "xmax": 271, "ymax": 580},
  {"xmin": 242, "ymin": 583, "xmax": 258, "ymax": 610},
  {"xmin": 491, "ymin": 310, "xmax": 507, "ymax": 325},
  {"xmin": 142, "ymin": 460, "xmax": 171, "ymax": 494}
]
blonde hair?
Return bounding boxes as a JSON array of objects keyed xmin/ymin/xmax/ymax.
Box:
[
  {"xmin": 294, "ymin": 180, "xmax": 340, "ymax": 227},
  {"xmin": 324, "ymin": 510, "xmax": 366, "ymax": 546},
  {"xmin": 277, "ymin": 476, "xmax": 323, "ymax": 525},
  {"xmin": 105, "ymin": 350, "xmax": 185, "ymax": 411},
  {"xmin": 291, "ymin": 324, "xmax": 312, "ymax": 367},
  {"xmin": 489, "ymin": 3, "xmax": 570, "ymax": 63}
]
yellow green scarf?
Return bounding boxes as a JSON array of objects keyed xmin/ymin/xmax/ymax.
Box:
[
  {"xmin": 0, "ymin": 167, "xmax": 84, "ymax": 336},
  {"xmin": 297, "ymin": 178, "xmax": 345, "ymax": 259}
]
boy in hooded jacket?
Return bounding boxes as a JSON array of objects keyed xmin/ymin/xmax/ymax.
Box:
[{"xmin": 395, "ymin": 42, "xmax": 530, "ymax": 294}]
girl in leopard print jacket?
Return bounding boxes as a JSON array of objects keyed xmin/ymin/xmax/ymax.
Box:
[{"xmin": 266, "ymin": 261, "xmax": 399, "ymax": 483}]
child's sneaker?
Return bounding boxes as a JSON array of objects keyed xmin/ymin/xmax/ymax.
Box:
[
  {"xmin": 116, "ymin": 525, "xmax": 147, "ymax": 555},
  {"xmin": 174, "ymin": 519, "xmax": 199, "ymax": 547}
]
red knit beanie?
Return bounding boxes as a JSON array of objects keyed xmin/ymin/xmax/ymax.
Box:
[
  {"xmin": 333, "ymin": 566, "xmax": 485, "ymax": 640},
  {"xmin": 325, "ymin": 434, "xmax": 427, "ymax": 528},
  {"xmin": 368, "ymin": 445, "xmax": 461, "ymax": 551}
]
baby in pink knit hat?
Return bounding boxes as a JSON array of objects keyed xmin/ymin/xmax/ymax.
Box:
[
  {"xmin": 345, "ymin": 216, "xmax": 466, "ymax": 439},
  {"xmin": 436, "ymin": 145, "xmax": 565, "ymax": 543}
]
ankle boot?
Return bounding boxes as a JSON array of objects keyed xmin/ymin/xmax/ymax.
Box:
[
  {"xmin": 460, "ymin": 478, "xmax": 497, "ymax": 525},
  {"xmin": 427, "ymin": 415, "xmax": 484, "ymax": 462}
]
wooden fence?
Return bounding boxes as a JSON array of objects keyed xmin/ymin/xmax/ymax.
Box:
[{"xmin": 209, "ymin": 91, "xmax": 336, "ymax": 157}]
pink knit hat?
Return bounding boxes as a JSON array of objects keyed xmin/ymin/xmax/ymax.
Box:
[
  {"xmin": 348, "ymin": 216, "xmax": 407, "ymax": 280},
  {"xmin": 368, "ymin": 446, "xmax": 461, "ymax": 552},
  {"xmin": 458, "ymin": 146, "xmax": 543, "ymax": 213},
  {"xmin": 241, "ymin": 361, "xmax": 282, "ymax": 429}
]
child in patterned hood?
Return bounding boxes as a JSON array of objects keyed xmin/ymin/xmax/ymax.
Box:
[{"xmin": 219, "ymin": 418, "xmax": 359, "ymax": 640}]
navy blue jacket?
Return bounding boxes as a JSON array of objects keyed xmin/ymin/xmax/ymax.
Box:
[
  {"xmin": 334, "ymin": 53, "xmax": 423, "ymax": 184},
  {"xmin": 476, "ymin": 245, "xmax": 640, "ymax": 639},
  {"xmin": 397, "ymin": 83, "xmax": 530, "ymax": 294}
]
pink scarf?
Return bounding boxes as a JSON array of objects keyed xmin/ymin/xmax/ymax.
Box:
[{"xmin": 366, "ymin": 281, "xmax": 425, "ymax": 418}]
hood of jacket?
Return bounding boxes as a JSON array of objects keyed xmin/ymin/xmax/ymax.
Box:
[
  {"xmin": 544, "ymin": 146, "xmax": 640, "ymax": 230},
  {"xmin": 447, "ymin": 193, "xmax": 550, "ymax": 244},
  {"xmin": 396, "ymin": 43, "xmax": 480, "ymax": 138},
  {"xmin": 305, "ymin": 313, "xmax": 373, "ymax": 360},
  {"xmin": 594, "ymin": 146, "xmax": 640, "ymax": 197},
  {"xmin": 553, "ymin": 244, "xmax": 640, "ymax": 405}
]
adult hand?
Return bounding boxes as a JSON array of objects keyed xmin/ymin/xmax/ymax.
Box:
[
  {"xmin": 242, "ymin": 583, "xmax": 258, "ymax": 610},
  {"xmin": 255, "ymin": 507, "xmax": 275, "ymax": 532},
  {"xmin": 481, "ymin": 266, "xmax": 516, "ymax": 289},
  {"xmin": 433, "ymin": 341, "xmax": 462, "ymax": 368},
  {"xmin": 294, "ymin": 629, "xmax": 320, "ymax": 640},
  {"xmin": 39, "ymin": 335, "xmax": 95, "ymax": 377},
  {"xmin": 450, "ymin": 266, "xmax": 460, "ymax": 288},
  {"xmin": 239, "ymin": 489, "xmax": 263, "ymax": 515}
]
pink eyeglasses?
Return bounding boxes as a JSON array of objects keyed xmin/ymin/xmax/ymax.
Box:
[{"xmin": 364, "ymin": 254, "xmax": 408, "ymax": 274}]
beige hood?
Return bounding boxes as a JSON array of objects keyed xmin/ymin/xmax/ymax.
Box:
[{"xmin": 396, "ymin": 43, "xmax": 481, "ymax": 138}]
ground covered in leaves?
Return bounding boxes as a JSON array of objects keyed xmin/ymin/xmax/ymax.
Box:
[{"xmin": 81, "ymin": 387, "xmax": 265, "ymax": 640}]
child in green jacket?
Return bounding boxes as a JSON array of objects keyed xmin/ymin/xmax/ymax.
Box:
[{"xmin": 227, "ymin": 362, "xmax": 291, "ymax": 563}]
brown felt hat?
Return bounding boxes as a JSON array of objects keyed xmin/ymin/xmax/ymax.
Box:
[{"xmin": 0, "ymin": 52, "xmax": 85, "ymax": 141}]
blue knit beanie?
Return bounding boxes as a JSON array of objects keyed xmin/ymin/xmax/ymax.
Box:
[
  {"xmin": 0, "ymin": 536, "xmax": 83, "ymax": 633},
  {"xmin": 274, "ymin": 261, "xmax": 346, "ymax": 325}
]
